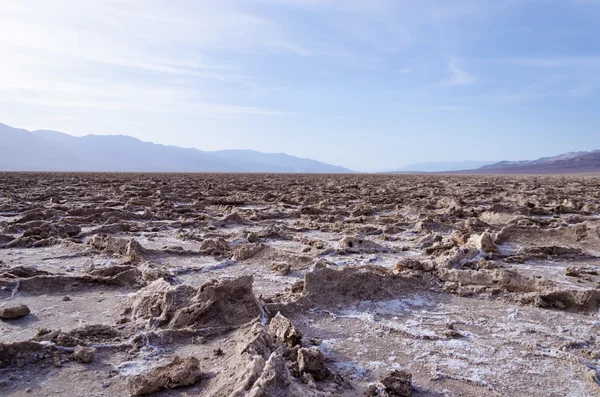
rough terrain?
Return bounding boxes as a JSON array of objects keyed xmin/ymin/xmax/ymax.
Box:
[{"xmin": 0, "ymin": 172, "xmax": 599, "ymax": 397}]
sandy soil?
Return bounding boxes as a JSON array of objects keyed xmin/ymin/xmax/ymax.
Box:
[{"xmin": 0, "ymin": 172, "xmax": 599, "ymax": 397}]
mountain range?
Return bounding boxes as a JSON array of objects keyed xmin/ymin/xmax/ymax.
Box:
[
  {"xmin": 2, "ymin": 122, "xmax": 599, "ymax": 174},
  {"xmin": 467, "ymin": 151, "xmax": 600, "ymax": 174},
  {"xmin": 385, "ymin": 153, "xmax": 600, "ymax": 174},
  {"xmin": 0, "ymin": 123, "xmax": 352, "ymax": 173},
  {"xmin": 386, "ymin": 160, "xmax": 496, "ymax": 173}
]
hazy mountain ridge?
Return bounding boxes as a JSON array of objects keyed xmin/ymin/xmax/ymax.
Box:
[
  {"xmin": 386, "ymin": 160, "xmax": 496, "ymax": 173},
  {"xmin": 474, "ymin": 151, "xmax": 600, "ymax": 174},
  {"xmin": 0, "ymin": 123, "xmax": 352, "ymax": 173}
]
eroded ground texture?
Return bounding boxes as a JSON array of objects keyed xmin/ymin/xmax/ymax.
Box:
[{"xmin": 1, "ymin": 173, "xmax": 600, "ymax": 397}]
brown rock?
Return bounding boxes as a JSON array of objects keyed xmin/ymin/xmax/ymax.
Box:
[
  {"xmin": 127, "ymin": 356, "xmax": 204, "ymax": 396},
  {"xmin": 73, "ymin": 345, "xmax": 96, "ymax": 363},
  {"xmin": 122, "ymin": 275, "xmax": 260, "ymax": 329},
  {"xmin": 269, "ymin": 312, "xmax": 303, "ymax": 347},
  {"xmin": 473, "ymin": 232, "xmax": 499, "ymax": 254},
  {"xmin": 52, "ymin": 352, "xmax": 62, "ymax": 367},
  {"xmin": 297, "ymin": 347, "xmax": 329, "ymax": 380},
  {"xmin": 233, "ymin": 243, "xmax": 265, "ymax": 261},
  {"xmin": 0, "ymin": 304, "xmax": 30, "ymax": 320},
  {"xmin": 380, "ymin": 370, "xmax": 412, "ymax": 397},
  {"xmin": 271, "ymin": 262, "xmax": 291, "ymax": 276},
  {"xmin": 291, "ymin": 280, "xmax": 305, "ymax": 294}
]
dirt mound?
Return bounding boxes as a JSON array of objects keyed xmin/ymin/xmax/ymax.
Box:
[
  {"xmin": 34, "ymin": 324, "xmax": 123, "ymax": 347},
  {"xmin": 122, "ymin": 276, "xmax": 261, "ymax": 330},
  {"xmin": 199, "ymin": 237, "xmax": 230, "ymax": 257},
  {"xmin": 86, "ymin": 234, "xmax": 147, "ymax": 262},
  {"xmin": 367, "ymin": 370, "xmax": 413, "ymax": 397},
  {"xmin": 246, "ymin": 352, "xmax": 329, "ymax": 397},
  {"xmin": 438, "ymin": 268, "xmax": 547, "ymax": 294},
  {"xmin": 87, "ymin": 263, "xmax": 171, "ymax": 284},
  {"xmin": 0, "ymin": 266, "xmax": 51, "ymax": 279},
  {"xmin": 233, "ymin": 243, "xmax": 266, "ymax": 261},
  {"xmin": 200, "ymin": 317, "xmax": 342, "ymax": 397},
  {"xmin": 72, "ymin": 346, "xmax": 96, "ymax": 363},
  {"xmin": 269, "ymin": 312, "xmax": 303, "ymax": 347},
  {"xmin": 0, "ymin": 341, "xmax": 57, "ymax": 368},
  {"xmin": 300, "ymin": 260, "xmax": 422, "ymax": 305},
  {"xmin": 467, "ymin": 232, "xmax": 499, "ymax": 254},
  {"xmin": 5, "ymin": 268, "xmax": 143, "ymax": 295},
  {"xmin": 127, "ymin": 356, "xmax": 204, "ymax": 396},
  {"xmin": 298, "ymin": 347, "xmax": 329, "ymax": 381},
  {"xmin": 219, "ymin": 211, "xmax": 247, "ymax": 226},
  {"xmin": 530, "ymin": 289, "xmax": 600, "ymax": 312},
  {"xmin": 503, "ymin": 245, "xmax": 584, "ymax": 264},
  {"xmin": 439, "ymin": 267, "xmax": 600, "ymax": 312},
  {"xmin": 3, "ymin": 221, "xmax": 81, "ymax": 248}
]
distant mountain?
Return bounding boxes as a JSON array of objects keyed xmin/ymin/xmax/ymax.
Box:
[
  {"xmin": 386, "ymin": 160, "xmax": 496, "ymax": 173},
  {"xmin": 208, "ymin": 150, "xmax": 351, "ymax": 173},
  {"xmin": 470, "ymin": 151, "xmax": 600, "ymax": 174},
  {"xmin": 0, "ymin": 123, "xmax": 353, "ymax": 173}
]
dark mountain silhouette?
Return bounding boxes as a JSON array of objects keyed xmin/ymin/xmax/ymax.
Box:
[{"xmin": 0, "ymin": 123, "xmax": 352, "ymax": 173}]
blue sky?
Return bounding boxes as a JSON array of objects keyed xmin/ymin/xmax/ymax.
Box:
[{"xmin": 1, "ymin": 0, "xmax": 599, "ymax": 171}]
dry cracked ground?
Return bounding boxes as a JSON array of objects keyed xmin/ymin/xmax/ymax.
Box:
[{"xmin": 0, "ymin": 173, "xmax": 600, "ymax": 397}]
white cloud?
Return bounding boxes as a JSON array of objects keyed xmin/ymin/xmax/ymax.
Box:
[
  {"xmin": 444, "ymin": 57, "xmax": 477, "ymax": 86},
  {"xmin": 570, "ymin": 81, "xmax": 596, "ymax": 98},
  {"xmin": 0, "ymin": 0, "xmax": 310, "ymax": 121}
]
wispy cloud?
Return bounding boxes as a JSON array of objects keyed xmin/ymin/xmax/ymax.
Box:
[
  {"xmin": 570, "ymin": 81, "xmax": 596, "ymax": 98},
  {"xmin": 443, "ymin": 57, "xmax": 477, "ymax": 86},
  {"xmin": 0, "ymin": 1, "xmax": 308, "ymax": 120}
]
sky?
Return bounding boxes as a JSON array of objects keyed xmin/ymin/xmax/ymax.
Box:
[{"xmin": 1, "ymin": 0, "xmax": 599, "ymax": 171}]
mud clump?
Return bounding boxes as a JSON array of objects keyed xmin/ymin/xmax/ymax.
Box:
[
  {"xmin": 220, "ymin": 211, "xmax": 246, "ymax": 226},
  {"xmin": 199, "ymin": 237, "xmax": 230, "ymax": 256},
  {"xmin": 469, "ymin": 232, "xmax": 499, "ymax": 254},
  {"xmin": 127, "ymin": 356, "xmax": 204, "ymax": 396},
  {"xmin": 73, "ymin": 345, "xmax": 96, "ymax": 363},
  {"xmin": 6, "ymin": 269, "xmax": 143, "ymax": 295},
  {"xmin": 234, "ymin": 242, "xmax": 265, "ymax": 261},
  {"xmin": 298, "ymin": 347, "xmax": 329, "ymax": 380},
  {"xmin": 565, "ymin": 266, "xmax": 600, "ymax": 277},
  {"xmin": 0, "ymin": 304, "xmax": 30, "ymax": 320},
  {"xmin": 532, "ymin": 289, "xmax": 600, "ymax": 312},
  {"xmin": 0, "ymin": 266, "xmax": 51, "ymax": 279},
  {"xmin": 122, "ymin": 275, "xmax": 261, "ymax": 329},
  {"xmin": 301, "ymin": 260, "xmax": 421, "ymax": 305},
  {"xmin": 270, "ymin": 262, "xmax": 291, "ymax": 276},
  {"xmin": 269, "ymin": 312, "xmax": 303, "ymax": 347},
  {"xmin": 86, "ymin": 234, "xmax": 147, "ymax": 262},
  {"xmin": 0, "ymin": 341, "xmax": 59, "ymax": 368},
  {"xmin": 4, "ymin": 222, "xmax": 81, "ymax": 247},
  {"xmin": 378, "ymin": 370, "xmax": 413, "ymax": 397},
  {"xmin": 221, "ymin": 318, "xmax": 342, "ymax": 397},
  {"xmin": 34, "ymin": 324, "xmax": 123, "ymax": 347},
  {"xmin": 246, "ymin": 352, "xmax": 326, "ymax": 397}
]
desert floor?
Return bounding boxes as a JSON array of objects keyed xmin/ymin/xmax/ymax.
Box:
[{"xmin": 1, "ymin": 173, "xmax": 599, "ymax": 397}]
